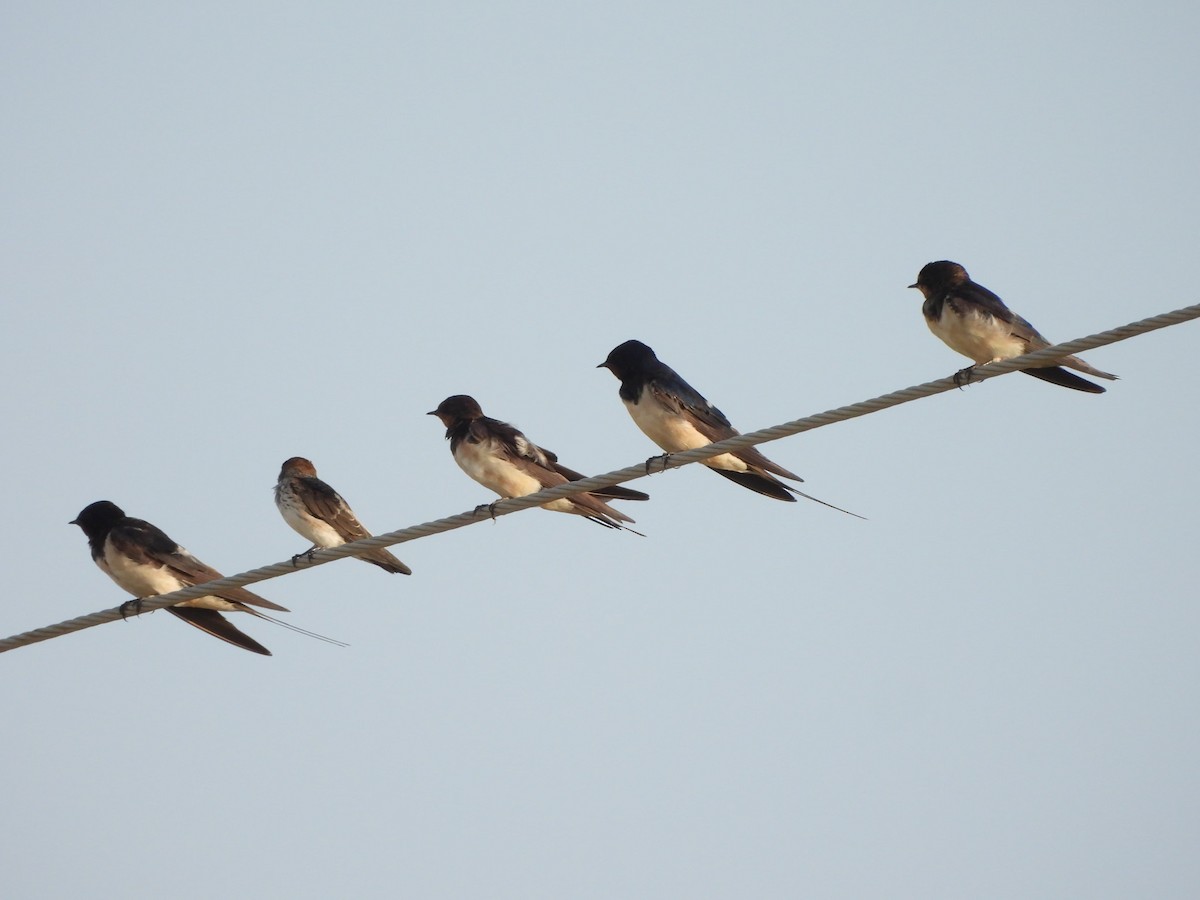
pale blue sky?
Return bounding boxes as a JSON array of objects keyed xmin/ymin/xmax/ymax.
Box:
[{"xmin": 3, "ymin": 3, "xmax": 1199, "ymax": 898}]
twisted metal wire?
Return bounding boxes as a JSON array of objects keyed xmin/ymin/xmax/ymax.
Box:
[{"xmin": 3, "ymin": 301, "xmax": 1196, "ymax": 654}]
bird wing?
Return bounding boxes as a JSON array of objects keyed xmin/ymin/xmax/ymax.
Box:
[
  {"xmin": 648, "ymin": 377, "xmax": 801, "ymax": 481},
  {"xmin": 471, "ymin": 418, "xmax": 567, "ymax": 490},
  {"xmin": 515, "ymin": 435, "xmax": 648, "ymax": 504},
  {"xmin": 288, "ymin": 477, "xmax": 410, "ymax": 573},
  {"xmin": 647, "ymin": 375, "xmax": 737, "ymax": 443},
  {"xmin": 509, "ymin": 433, "xmax": 571, "ymax": 490},
  {"xmin": 295, "ymin": 476, "xmax": 371, "ymax": 542},
  {"xmin": 112, "ymin": 520, "xmax": 288, "ymax": 613},
  {"xmin": 955, "ymin": 282, "xmax": 1052, "ymax": 349},
  {"xmin": 472, "ymin": 420, "xmax": 637, "ymax": 523}
]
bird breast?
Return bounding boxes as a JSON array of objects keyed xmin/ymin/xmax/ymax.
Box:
[
  {"xmin": 927, "ymin": 303, "xmax": 1027, "ymax": 364},
  {"xmin": 454, "ymin": 439, "xmax": 544, "ymax": 498},
  {"xmin": 276, "ymin": 485, "xmax": 346, "ymax": 548},
  {"xmin": 623, "ymin": 393, "xmax": 749, "ymax": 473}
]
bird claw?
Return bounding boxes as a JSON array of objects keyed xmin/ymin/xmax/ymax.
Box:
[
  {"xmin": 953, "ymin": 366, "xmax": 978, "ymax": 388},
  {"xmin": 474, "ymin": 502, "xmax": 500, "ymax": 521},
  {"xmin": 645, "ymin": 453, "xmax": 672, "ymax": 475},
  {"xmin": 119, "ymin": 598, "xmax": 144, "ymax": 620},
  {"xmin": 290, "ymin": 548, "xmax": 318, "ymax": 567}
]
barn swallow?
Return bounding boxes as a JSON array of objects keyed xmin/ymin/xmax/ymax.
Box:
[
  {"xmin": 71, "ymin": 501, "xmax": 331, "ymax": 656},
  {"xmin": 428, "ymin": 395, "xmax": 648, "ymax": 532},
  {"xmin": 910, "ymin": 260, "xmax": 1118, "ymax": 393},
  {"xmin": 599, "ymin": 340, "xmax": 860, "ymax": 514},
  {"xmin": 275, "ymin": 457, "xmax": 411, "ymax": 574}
]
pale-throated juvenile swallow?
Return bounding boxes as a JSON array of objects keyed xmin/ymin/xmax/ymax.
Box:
[
  {"xmin": 275, "ymin": 457, "xmax": 411, "ymax": 574},
  {"xmin": 910, "ymin": 260, "xmax": 1118, "ymax": 393},
  {"xmin": 428, "ymin": 395, "xmax": 648, "ymax": 532},
  {"xmin": 599, "ymin": 340, "xmax": 860, "ymax": 515},
  {"xmin": 71, "ymin": 500, "xmax": 329, "ymax": 656}
]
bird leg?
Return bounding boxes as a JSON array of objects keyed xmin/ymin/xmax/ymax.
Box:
[
  {"xmin": 119, "ymin": 597, "xmax": 145, "ymax": 620},
  {"xmin": 290, "ymin": 547, "xmax": 318, "ymax": 567},
  {"xmin": 474, "ymin": 502, "xmax": 500, "ymax": 521},
  {"xmin": 645, "ymin": 453, "xmax": 672, "ymax": 475},
  {"xmin": 953, "ymin": 366, "xmax": 978, "ymax": 388}
]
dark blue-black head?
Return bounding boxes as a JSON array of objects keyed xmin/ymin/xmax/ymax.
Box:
[
  {"xmin": 909, "ymin": 260, "xmax": 970, "ymax": 298},
  {"xmin": 70, "ymin": 500, "xmax": 126, "ymax": 540},
  {"xmin": 428, "ymin": 394, "xmax": 485, "ymax": 429},
  {"xmin": 598, "ymin": 340, "xmax": 659, "ymax": 381}
]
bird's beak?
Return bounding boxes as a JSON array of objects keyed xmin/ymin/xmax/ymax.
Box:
[
  {"xmin": 596, "ymin": 362, "xmax": 607, "ymax": 369},
  {"xmin": 68, "ymin": 518, "xmax": 78, "ymax": 525},
  {"xmin": 426, "ymin": 410, "xmax": 438, "ymax": 416},
  {"xmin": 907, "ymin": 282, "xmax": 918, "ymax": 289}
]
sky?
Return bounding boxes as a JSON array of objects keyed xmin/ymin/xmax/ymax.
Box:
[{"xmin": 3, "ymin": 2, "xmax": 1199, "ymax": 897}]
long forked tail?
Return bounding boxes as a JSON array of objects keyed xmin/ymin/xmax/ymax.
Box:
[
  {"xmin": 785, "ymin": 486, "xmax": 867, "ymax": 519},
  {"xmin": 709, "ymin": 469, "xmax": 866, "ymax": 518},
  {"xmin": 245, "ymin": 608, "xmax": 349, "ymax": 647},
  {"xmin": 713, "ymin": 469, "xmax": 797, "ymax": 501},
  {"xmin": 582, "ymin": 514, "xmax": 646, "ymax": 537},
  {"xmin": 571, "ymin": 491, "xmax": 646, "ymax": 536},
  {"xmin": 1023, "ymin": 366, "xmax": 1107, "ymax": 394},
  {"xmin": 166, "ymin": 607, "xmax": 273, "ymax": 655}
]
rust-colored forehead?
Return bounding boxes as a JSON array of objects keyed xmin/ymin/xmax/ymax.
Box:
[{"xmin": 280, "ymin": 457, "xmax": 317, "ymax": 477}]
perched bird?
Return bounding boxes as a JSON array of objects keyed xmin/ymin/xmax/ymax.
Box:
[
  {"xmin": 71, "ymin": 501, "xmax": 338, "ymax": 656},
  {"xmin": 910, "ymin": 260, "xmax": 1118, "ymax": 393},
  {"xmin": 275, "ymin": 457, "xmax": 411, "ymax": 574},
  {"xmin": 428, "ymin": 394, "xmax": 648, "ymax": 532},
  {"xmin": 599, "ymin": 340, "xmax": 859, "ymax": 514}
]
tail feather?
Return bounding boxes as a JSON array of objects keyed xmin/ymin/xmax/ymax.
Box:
[
  {"xmin": 591, "ymin": 484, "xmax": 650, "ymax": 502},
  {"xmin": 360, "ymin": 549, "xmax": 412, "ymax": 575},
  {"xmin": 214, "ymin": 585, "xmax": 289, "ymax": 613},
  {"xmin": 568, "ymin": 492, "xmax": 645, "ymax": 536},
  {"xmin": 568, "ymin": 490, "xmax": 637, "ymax": 525},
  {"xmin": 165, "ymin": 603, "xmax": 347, "ymax": 654},
  {"xmin": 1063, "ymin": 356, "xmax": 1118, "ymax": 381},
  {"xmin": 731, "ymin": 447, "xmax": 804, "ymax": 483},
  {"xmin": 711, "ymin": 469, "xmax": 865, "ymax": 518},
  {"xmin": 243, "ymin": 608, "xmax": 348, "ymax": 647},
  {"xmin": 165, "ymin": 607, "xmax": 272, "ymax": 656},
  {"xmin": 581, "ymin": 514, "xmax": 646, "ymax": 536},
  {"xmin": 785, "ymin": 487, "xmax": 867, "ymax": 519},
  {"xmin": 712, "ymin": 469, "xmax": 797, "ymax": 501},
  {"xmin": 551, "ymin": 462, "xmax": 650, "ymax": 502},
  {"xmin": 1023, "ymin": 366, "xmax": 1106, "ymax": 394}
]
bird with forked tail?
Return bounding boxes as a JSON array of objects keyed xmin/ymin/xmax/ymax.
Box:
[
  {"xmin": 71, "ymin": 500, "xmax": 343, "ymax": 655},
  {"xmin": 599, "ymin": 340, "xmax": 861, "ymax": 517},
  {"xmin": 429, "ymin": 394, "xmax": 648, "ymax": 533},
  {"xmin": 910, "ymin": 260, "xmax": 1118, "ymax": 393}
]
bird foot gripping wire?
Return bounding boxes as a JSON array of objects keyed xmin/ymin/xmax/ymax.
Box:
[
  {"xmin": 290, "ymin": 548, "xmax": 317, "ymax": 568},
  {"xmin": 118, "ymin": 598, "xmax": 145, "ymax": 620},
  {"xmin": 474, "ymin": 502, "xmax": 501, "ymax": 522},
  {"xmin": 645, "ymin": 453, "xmax": 673, "ymax": 475},
  {"xmin": 953, "ymin": 366, "xmax": 979, "ymax": 389}
]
